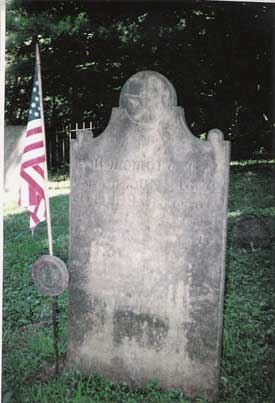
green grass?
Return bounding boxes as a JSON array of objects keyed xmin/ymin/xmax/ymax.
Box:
[{"xmin": 3, "ymin": 164, "xmax": 275, "ymax": 403}]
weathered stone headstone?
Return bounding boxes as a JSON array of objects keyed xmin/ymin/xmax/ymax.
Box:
[
  {"xmin": 4, "ymin": 125, "xmax": 26, "ymax": 194},
  {"xmin": 67, "ymin": 71, "xmax": 230, "ymax": 400}
]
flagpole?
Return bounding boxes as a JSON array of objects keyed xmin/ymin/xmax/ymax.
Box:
[
  {"xmin": 36, "ymin": 43, "xmax": 59, "ymax": 375},
  {"xmin": 35, "ymin": 43, "xmax": 53, "ymax": 256}
]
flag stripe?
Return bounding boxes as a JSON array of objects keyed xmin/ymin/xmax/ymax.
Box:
[
  {"xmin": 19, "ymin": 178, "xmax": 29, "ymax": 207},
  {"xmin": 30, "ymin": 211, "xmax": 40, "ymax": 225},
  {"xmin": 26, "ymin": 126, "xmax": 43, "ymax": 137},
  {"xmin": 24, "ymin": 131, "xmax": 43, "ymax": 145},
  {"xmin": 21, "ymin": 146, "xmax": 45, "ymax": 163},
  {"xmin": 36, "ymin": 199, "xmax": 46, "ymax": 220},
  {"xmin": 25, "ymin": 165, "xmax": 45, "ymax": 189},
  {"xmin": 20, "ymin": 169, "xmax": 44, "ymax": 198},
  {"xmin": 21, "ymin": 155, "xmax": 45, "ymax": 169},
  {"xmin": 24, "ymin": 140, "xmax": 44, "ymax": 154},
  {"xmin": 33, "ymin": 164, "xmax": 45, "ymax": 177}
]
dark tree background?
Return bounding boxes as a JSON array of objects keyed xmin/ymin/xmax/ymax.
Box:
[{"xmin": 5, "ymin": 0, "xmax": 274, "ymax": 160}]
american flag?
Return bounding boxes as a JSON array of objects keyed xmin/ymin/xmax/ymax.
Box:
[{"xmin": 19, "ymin": 60, "xmax": 46, "ymax": 231}]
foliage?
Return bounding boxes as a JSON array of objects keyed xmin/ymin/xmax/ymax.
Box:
[
  {"xmin": 3, "ymin": 165, "xmax": 275, "ymax": 402},
  {"xmin": 5, "ymin": 0, "xmax": 273, "ymax": 159}
]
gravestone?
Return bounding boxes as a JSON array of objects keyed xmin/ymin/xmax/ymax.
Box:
[
  {"xmin": 4, "ymin": 125, "xmax": 26, "ymax": 194},
  {"xmin": 67, "ymin": 71, "xmax": 230, "ymax": 401}
]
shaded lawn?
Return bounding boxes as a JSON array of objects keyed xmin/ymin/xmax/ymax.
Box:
[{"xmin": 3, "ymin": 166, "xmax": 275, "ymax": 403}]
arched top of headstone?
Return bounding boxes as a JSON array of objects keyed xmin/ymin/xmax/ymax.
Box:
[{"xmin": 119, "ymin": 71, "xmax": 177, "ymax": 125}]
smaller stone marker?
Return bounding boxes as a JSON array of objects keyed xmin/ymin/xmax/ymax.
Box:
[{"xmin": 67, "ymin": 70, "xmax": 230, "ymax": 401}]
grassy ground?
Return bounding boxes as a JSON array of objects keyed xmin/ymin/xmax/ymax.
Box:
[{"xmin": 3, "ymin": 164, "xmax": 275, "ymax": 403}]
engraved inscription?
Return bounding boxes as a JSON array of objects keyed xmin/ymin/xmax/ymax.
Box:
[
  {"xmin": 79, "ymin": 158, "xmax": 166, "ymax": 173},
  {"xmin": 86, "ymin": 187, "xmax": 216, "ymax": 212},
  {"xmin": 79, "ymin": 158, "xmax": 218, "ymax": 193}
]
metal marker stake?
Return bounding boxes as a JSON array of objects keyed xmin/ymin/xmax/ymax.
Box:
[{"xmin": 52, "ymin": 296, "xmax": 59, "ymax": 375}]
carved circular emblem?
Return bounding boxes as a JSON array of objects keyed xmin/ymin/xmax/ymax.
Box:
[
  {"xmin": 32, "ymin": 255, "xmax": 69, "ymax": 296},
  {"xmin": 119, "ymin": 70, "xmax": 177, "ymax": 125}
]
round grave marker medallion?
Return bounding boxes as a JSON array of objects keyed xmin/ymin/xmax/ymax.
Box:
[{"xmin": 32, "ymin": 255, "xmax": 69, "ymax": 296}]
